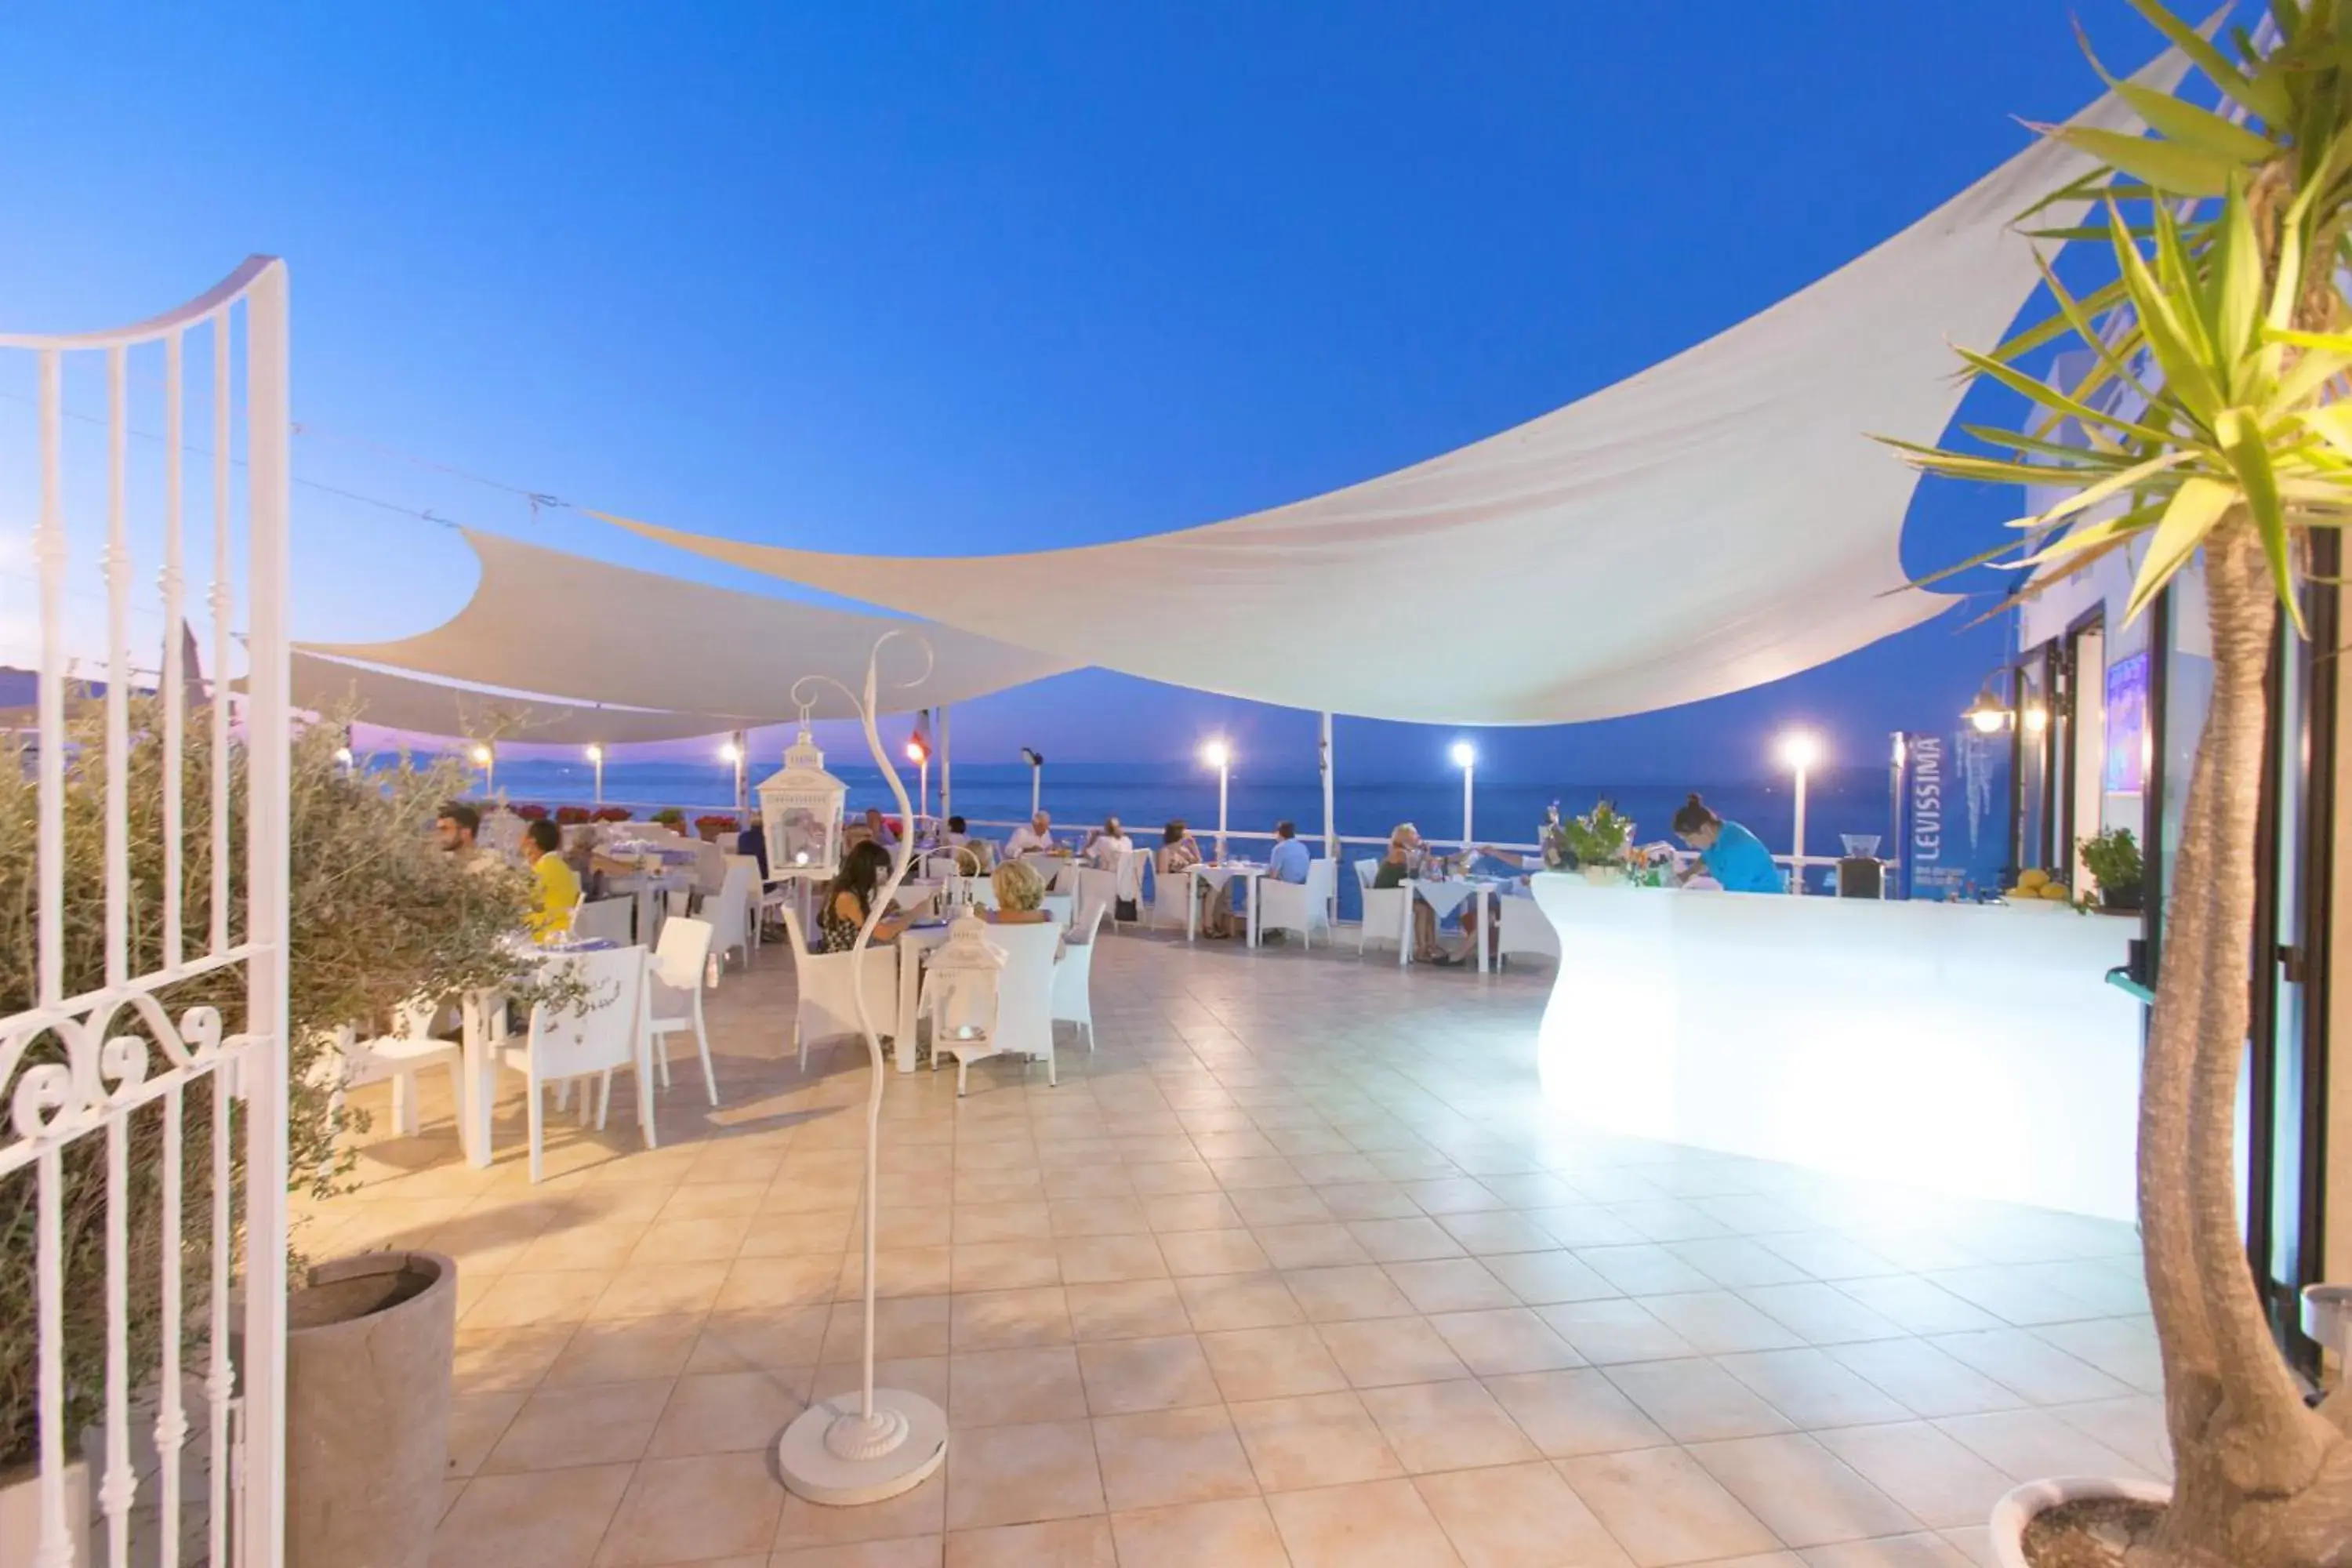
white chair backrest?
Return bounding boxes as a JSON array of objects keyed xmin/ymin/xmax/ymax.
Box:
[
  {"xmin": 987, "ymin": 921, "xmax": 1061, "ymax": 1052},
  {"xmin": 1308, "ymin": 858, "xmax": 1338, "ymax": 902},
  {"xmin": 1040, "ymin": 892, "xmax": 1074, "ymax": 929},
  {"xmin": 575, "ymin": 897, "xmax": 635, "ymax": 946},
  {"xmin": 692, "ymin": 839, "xmax": 729, "ymax": 896},
  {"xmin": 1074, "ymin": 866, "xmax": 1116, "ymax": 923},
  {"xmin": 1353, "ymin": 858, "xmax": 1381, "ymax": 891},
  {"xmin": 1053, "ymin": 904, "xmax": 1105, "ymax": 1015},
  {"xmin": 653, "ymin": 915, "xmax": 715, "ymax": 995},
  {"xmin": 923, "ymin": 852, "xmax": 963, "ymax": 881},
  {"xmin": 958, "ymin": 876, "xmax": 1001, "ymax": 911},
  {"xmin": 707, "ymin": 862, "xmax": 754, "ymax": 951},
  {"xmin": 526, "ymin": 946, "xmax": 645, "ymax": 1079},
  {"xmin": 1115, "ymin": 848, "xmax": 1147, "ymax": 902},
  {"xmin": 717, "ymin": 831, "xmax": 741, "ymax": 855}
]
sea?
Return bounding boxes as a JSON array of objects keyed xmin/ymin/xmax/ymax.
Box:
[{"xmin": 453, "ymin": 758, "xmax": 1901, "ymax": 891}]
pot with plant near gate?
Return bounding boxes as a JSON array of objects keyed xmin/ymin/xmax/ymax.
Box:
[
  {"xmin": 1889, "ymin": 7, "xmax": 2352, "ymax": 1563},
  {"xmin": 2079, "ymin": 827, "xmax": 2144, "ymax": 915}
]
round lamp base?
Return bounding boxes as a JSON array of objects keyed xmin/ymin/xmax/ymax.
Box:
[{"xmin": 775, "ymin": 1389, "xmax": 949, "ymax": 1507}]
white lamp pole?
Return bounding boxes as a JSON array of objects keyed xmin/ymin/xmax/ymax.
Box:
[
  {"xmin": 586, "ymin": 743, "xmax": 604, "ymax": 805},
  {"xmin": 907, "ymin": 738, "xmax": 930, "ymax": 825},
  {"xmin": 1022, "ymin": 747, "xmax": 1043, "ymax": 817},
  {"xmin": 334, "ymin": 746, "xmax": 354, "ymax": 779},
  {"xmin": 773, "ymin": 633, "xmax": 948, "ymax": 1505},
  {"xmin": 1201, "ymin": 739, "xmax": 1232, "ymax": 859},
  {"xmin": 721, "ymin": 735, "xmax": 746, "ymax": 815},
  {"xmin": 1450, "ymin": 739, "xmax": 1475, "ymax": 851},
  {"xmin": 1778, "ymin": 730, "xmax": 1821, "ymax": 895},
  {"xmin": 471, "ymin": 742, "xmax": 494, "ymax": 797}
]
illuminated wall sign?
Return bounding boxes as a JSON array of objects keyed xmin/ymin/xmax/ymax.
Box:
[
  {"xmin": 1895, "ymin": 728, "xmax": 2012, "ymax": 900},
  {"xmin": 2103, "ymin": 652, "xmax": 2149, "ymax": 795}
]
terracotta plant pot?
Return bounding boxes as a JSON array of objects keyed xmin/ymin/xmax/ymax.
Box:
[
  {"xmin": 283, "ymin": 1251, "xmax": 457, "ymax": 1568},
  {"xmin": 0, "ymin": 1457, "xmax": 89, "ymax": 1568},
  {"xmin": 1989, "ymin": 1475, "xmax": 2169, "ymax": 1568}
]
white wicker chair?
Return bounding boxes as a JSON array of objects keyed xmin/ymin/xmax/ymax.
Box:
[{"xmin": 1354, "ymin": 858, "xmax": 1413, "ymax": 966}]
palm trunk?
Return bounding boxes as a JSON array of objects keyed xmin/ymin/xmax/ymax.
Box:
[{"xmin": 2140, "ymin": 524, "xmax": 2350, "ymax": 1567}]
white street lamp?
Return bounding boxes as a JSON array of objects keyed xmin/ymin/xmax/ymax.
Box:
[
  {"xmin": 1021, "ymin": 747, "xmax": 1044, "ymax": 817},
  {"xmin": 333, "ymin": 746, "xmax": 354, "ymax": 778},
  {"xmin": 1200, "ymin": 739, "xmax": 1232, "ymax": 859},
  {"xmin": 906, "ymin": 734, "xmax": 930, "ymax": 826},
  {"xmin": 585, "ymin": 743, "xmax": 604, "ymax": 805},
  {"xmin": 1450, "ymin": 739, "xmax": 1476, "ymax": 851},
  {"xmin": 470, "ymin": 742, "xmax": 495, "ymax": 797},
  {"xmin": 1778, "ymin": 730, "xmax": 1821, "ymax": 895},
  {"xmin": 720, "ymin": 735, "xmax": 746, "ymax": 814}
]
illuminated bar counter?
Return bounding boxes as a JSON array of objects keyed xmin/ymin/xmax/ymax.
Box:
[{"xmin": 1529, "ymin": 875, "xmax": 2144, "ymax": 1221}]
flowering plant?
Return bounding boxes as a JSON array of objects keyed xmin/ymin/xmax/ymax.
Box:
[
  {"xmin": 554, "ymin": 805, "xmax": 592, "ymax": 826},
  {"xmin": 695, "ymin": 814, "xmax": 740, "ymax": 839},
  {"xmin": 510, "ymin": 802, "xmax": 550, "ymax": 822},
  {"xmin": 592, "ymin": 805, "xmax": 633, "ymax": 822},
  {"xmin": 1549, "ymin": 802, "xmax": 1633, "ymax": 869}
]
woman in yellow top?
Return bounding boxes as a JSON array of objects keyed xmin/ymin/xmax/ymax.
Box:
[{"xmin": 522, "ymin": 819, "xmax": 581, "ymax": 940}]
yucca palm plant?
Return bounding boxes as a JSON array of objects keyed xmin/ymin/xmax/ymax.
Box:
[{"xmin": 1889, "ymin": 5, "xmax": 2352, "ymax": 1563}]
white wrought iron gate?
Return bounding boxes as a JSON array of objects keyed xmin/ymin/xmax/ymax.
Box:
[{"xmin": 2, "ymin": 259, "xmax": 292, "ymax": 1568}]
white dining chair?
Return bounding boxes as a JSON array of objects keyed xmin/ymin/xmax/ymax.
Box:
[
  {"xmin": 1355, "ymin": 859, "xmax": 1414, "ymax": 966},
  {"xmin": 495, "ymin": 945, "xmax": 655, "ymax": 1184},
  {"xmin": 780, "ymin": 905, "xmax": 900, "ymax": 1070},
  {"xmin": 1258, "ymin": 858, "xmax": 1336, "ymax": 948},
  {"xmin": 1149, "ymin": 861, "xmax": 1191, "ymax": 933},
  {"xmin": 574, "ymin": 895, "xmax": 636, "ymax": 946},
  {"xmin": 1494, "ymin": 891, "xmax": 1562, "ymax": 967},
  {"xmin": 706, "ymin": 861, "xmax": 756, "ymax": 973},
  {"xmin": 933, "ymin": 920, "xmax": 1059, "ymax": 1093},
  {"xmin": 648, "ymin": 915, "xmax": 720, "ymax": 1105},
  {"xmin": 1073, "ymin": 866, "xmax": 1118, "ymax": 932},
  {"xmin": 1040, "ymin": 892, "xmax": 1075, "ymax": 930},
  {"xmin": 1114, "ymin": 848, "xmax": 1148, "ymax": 927},
  {"xmin": 318, "ymin": 996, "xmax": 461, "ymax": 1144},
  {"xmin": 1051, "ymin": 903, "xmax": 1105, "ymax": 1054}
]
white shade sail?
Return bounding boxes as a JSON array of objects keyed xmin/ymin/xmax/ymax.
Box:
[
  {"xmin": 299, "ymin": 528, "xmax": 1076, "ymax": 720},
  {"xmin": 289, "ymin": 650, "xmax": 740, "ymax": 746},
  {"xmin": 601, "ymin": 61, "xmax": 2178, "ymax": 728}
]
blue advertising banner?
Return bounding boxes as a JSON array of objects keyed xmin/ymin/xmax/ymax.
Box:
[{"xmin": 1895, "ymin": 728, "xmax": 2014, "ymax": 900}]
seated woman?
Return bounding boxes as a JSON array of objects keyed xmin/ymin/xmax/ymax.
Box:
[
  {"xmin": 523, "ymin": 818, "xmax": 582, "ymax": 942},
  {"xmin": 1671, "ymin": 793, "xmax": 1786, "ymax": 894},
  {"xmin": 988, "ymin": 858, "xmax": 1054, "ymax": 924},
  {"xmin": 1156, "ymin": 818, "xmax": 1233, "ymax": 937},
  {"xmin": 1444, "ymin": 844, "xmax": 1536, "ymax": 966},
  {"xmin": 1372, "ymin": 823, "xmax": 1446, "ymax": 963},
  {"xmin": 818, "ymin": 840, "xmax": 906, "ymax": 953}
]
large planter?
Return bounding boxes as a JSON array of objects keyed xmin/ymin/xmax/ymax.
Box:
[
  {"xmin": 1578, "ymin": 865, "xmax": 1621, "ymax": 887},
  {"xmin": 1989, "ymin": 1475, "xmax": 2169, "ymax": 1567},
  {"xmin": 284, "ymin": 1251, "xmax": 457, "ymax": 1568},
  {"xmin": 0, "ymin": 1457, "xmax": 89, "ymax": 1568}
]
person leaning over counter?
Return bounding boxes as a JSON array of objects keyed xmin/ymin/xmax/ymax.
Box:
[{"xmin": 1670, "ymin": 793, "xmax": 1786, "ymax": 894}]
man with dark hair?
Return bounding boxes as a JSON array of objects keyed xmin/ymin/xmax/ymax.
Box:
[
  {"xmin": 436, "ymin": 801, "xmax": 485, "ymax": 867},
  {"xmin": 1267, "ymin": 819, "xmax": 1310, "ymax": 884}
]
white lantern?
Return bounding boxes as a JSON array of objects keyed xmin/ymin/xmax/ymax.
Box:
[
  {"xmin": 757, "ymin": 722, "xmax": 848, "ymax": 881},
  {"xmin": 921, "ymin": 909, "xmax": 1007, "ymax": 1095}
]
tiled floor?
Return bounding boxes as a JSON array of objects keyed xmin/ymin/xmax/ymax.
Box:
[{"xmin": 302, "ymin": 927, "xmax": 2171, "ymax": 1568}]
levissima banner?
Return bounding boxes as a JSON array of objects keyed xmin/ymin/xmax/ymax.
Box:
[{"xmin": 1894, "ymin": 728, "xmax": 2013, "ymax": 900}]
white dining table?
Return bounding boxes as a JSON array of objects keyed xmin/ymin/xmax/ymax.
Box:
[
  {"xmin": 1410, "ymin": 877, "xmax": 1507, "ymax": 973},
  {"xmin": 1187, "ymin": 862, "xmax": 1266, "ymax": 947},
  {"xmin": 456, "ymin": 937, "xmax": 644, "ymax": 1168}
]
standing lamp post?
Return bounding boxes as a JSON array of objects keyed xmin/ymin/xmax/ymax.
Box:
[
  {"xmin": 906, "ymin": 734, "xmax": 930, "ymax": 827},
  {"xmin": 585, "ymin": 742, "xmax": 604, "ymax": 805},
  {"xmin": 1200, "ymin": 739, "xmax": 1232, "ymax": 859},
  {"xmin": 721, "ymin": 734, "xmax": 747, "ymax": 815},
  {"xmin": 1450, "ymin": 739, "xmax": 1475, "ymax": 852},
  {"xmin": 1022, "ymin": 746, "xmax": 1044, "ymax": 817},
  {"xmin": 470, "ymin": 742, "xmax": 494, "ymax": 797},
  {"xmin": 1779, "ymin": 730, "xmax": 1821, "ymax": 895},
  {"xmin": 334, "ymin": 745, "xmax": 354, "ymax": 779},
  {"xmin": 772, "ymin": 633, "xmax": 948, "ymax": 1506}
]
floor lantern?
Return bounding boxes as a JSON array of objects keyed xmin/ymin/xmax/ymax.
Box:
[
  {"xmin": 775, "ymin": 636, "xmax": 950, "ymax": 1505},
  {"xmin": 921, "ymin": 907, "xmax": 1007, "ymax": 1096}
]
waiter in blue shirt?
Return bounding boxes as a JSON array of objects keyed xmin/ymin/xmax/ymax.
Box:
[{"xmin": 1671, "ymin": 793, "xmax": 1786, "ymax": 894}]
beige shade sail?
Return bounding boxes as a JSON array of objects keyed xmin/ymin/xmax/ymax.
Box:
[
  {"xmin": 601, "ymin": 59, "xmax": 2179, "ymax": 728},
  {"xmin": 289, "ymin": 650, "xmax": 742, "ymax": 746},
  {"xmin": 299, "ymin": 528, "xmax": 1075, "ymax": 720}
]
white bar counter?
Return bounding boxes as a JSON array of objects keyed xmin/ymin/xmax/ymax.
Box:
[{"xmin": 1529, "ymin": 874, "xmax": 2143, "ymax": 1221}]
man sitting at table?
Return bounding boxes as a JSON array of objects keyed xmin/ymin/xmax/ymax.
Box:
[
  {"xmin": 437, "ymin": 802, "xmax": 495, "ymax": 874},
  {"xmin": 1267, "ymin": 821, "xmax": 1310, "ymax": 884},
  {"xmin": 522, "ymin": 818, "xmax": 581, "ymax": 941},
  {"xmin": 1006, "ymin": 811, "xmax": 1054, "ymax": 858},
  {"xmin": 863, "ymin": 806, "xmax": 900, "ymax": 853},
  {"xmin": 1084, "ymin": 815, "xmax": 1134, "ymax": 868}
]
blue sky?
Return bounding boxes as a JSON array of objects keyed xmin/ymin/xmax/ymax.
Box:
[{"xmin": 0, "ymin": 1, "xmax": 2181, "ymax": 783}]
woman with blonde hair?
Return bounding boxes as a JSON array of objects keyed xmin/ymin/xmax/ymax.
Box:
[{"xmin": 989, "ymin": 856, "xmax": 1051, "ymax": 923}]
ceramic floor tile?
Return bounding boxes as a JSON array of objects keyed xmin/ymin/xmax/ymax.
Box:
[
  {"xmin": 1638, "ymin": 1291, "xmax": 1808, "ymax": 1356},
  {"xmin": 1106, "ymin": 1497, "xmax": 1290, "ymax": 1568},
  {"xmin": 1197, "ymin": 1323, "xmax": 1352, "ymax": 1400},
  {"xmin": 545, "ymin": 1313, "xmax": 707, "ymax": 1388},
  {"xmin": 1318, "ymin": 1316, "xmax": 1474, "ymax": 1388},
  {"xmin": 950, "ymin": 1287, "xmax": 1073, "ymax": 1351},
  {"xmin": 1825, "ymin": 1340, "xmax": 2028, "ymax": 1421},
  {"xmin": 1557, "ymin": 1445, "xmax": 1780, "ymax": 1567},
  {"xmin": 1809, "ymin": 1422, "xmax": 2018, "ymax": 1531},
  {"xmin": 1715, "ymin": 1348, "xmax": 1912, "ymax": 1430},
  {"xmin": 1092, "ymin": 1405, "xmax": 1259, "ymax": 1511},
  {"xmin": 1283, "ymin": 1263, "xmax": 1418, "ymax": 1322},
  {"xmin": 430, "ymin": 1464, "xmax": 633, "ymax": 1568},
  {"xmin": 774, "ymin": 1537, "xmax": 944, "ymax": 1567},
  {"xmin": 1348, "ymin": 1217, "xmax": 1470, "ymax": 1262},
  {"xmin": 647, "ymin": 1367, "xmax": 808, "ymax": 1457},
  {"xmin": 1174, "ymin": 1270, "xmax": 1304, "ymax": 1331},
  {"xmin": 948, "ymin": 1346, "xmax": 1090, "ymax": 1429},
  {"xmin": 1265, "ymin": 1477, "xmax": 1467, "ymax": 1568},
  {"xmin": 1924, "ymin": 1329, "xmax": 2133, "ymax": 1407},
  {"xmin": 1603, "ymin": 1358, "xmax": 1796, "ymax": 1443},
  {"xmin": 1483, "ymin": 1368, "xmax": 1671, "ymax": 1458},
  {"xmin": 1254, "ymin": 1221, "xmax": 1375, "ymax": 1270},
  {"xmin": 1687, "ymin": 1433, "xmax": 1920, "ymax": 1547},
  {"xmin": 1358, "ymin": 1377, "xmax": 1542, "ymax": 1473},
  {"xmin": 1414, "ymin": 1461, "xmax": 1635, "ymax": 1568},
  {"xmin": 1062, "ymin": 1279, "xmax": 1193, "ymax": 1343},
  {"xmin": 941, "ymin": 1516, "xmax": 1113, "ymax": 1567},
  {"xmin": 1156, "ymin": 1227, "xmax": 1274, "ymax": 1276},
  {"xmin": 595, "ymin": 1450, "xmax": 785, "ymax": 1567},
  {"xmin": 1934, "ymin": 1408, "xmax": 2149, "ymax": 1484},
  {"xmin": 1384, "ymin": 1258, "xmax": 1521, "ymax": 1314},
  {"xmin": 1798, "ymin": 1534, "xmax": 1978, "ymax": 1566},
  {"xmin": 482, "ymin": 1378, "xmax": 670, "ymax": 1472},
  {"xmin": 1075, "ymin": 1332, "xmax": 1223, "ymax": 1414},
  {"xmin": 943, "ymin": 1417, "xmax": 1105, "ymax": 1530},
  {"xmin": 774, "ymin": 1471, "xmax": 946, "ymax": 1552},
  {"xmin": 1229, "ymin": 1389, "xmax": 1406, "ymax": 1490}
]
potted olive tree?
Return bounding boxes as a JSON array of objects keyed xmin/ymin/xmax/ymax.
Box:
[
  {"xmin": 1891, "ymin": 6, "xmax": 2352, "ymax": 1562},
  {"xmin": 1, "ymin": 700, "xmax": 544, "ymax": 1566}
]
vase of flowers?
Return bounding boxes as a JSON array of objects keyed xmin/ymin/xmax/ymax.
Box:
[{"xmin": 1548, "ymin": 803, "xmax": 1633, "ymax": 886}]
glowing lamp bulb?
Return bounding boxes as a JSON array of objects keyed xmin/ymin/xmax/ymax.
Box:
[
  {"xmin": 1969, "ymin": 708, "xmax": 2006, "ymax": 735},
  {"xmin": 584, "ymin": 744, "xmax": 603, "ymax": 762},
  {"xmin": 720, "ymin": 741, "xmax": 742, "ymax": 763},
  {"xmin": 470, "ymin": 745, "xmax": 492, "ymax": 765},
  {"xmin": 1200, "ymin": 739, "xmax": 1231, "ymax": 770},
  {"xmin": 2023, "ymin": 703, "xmax": 2050, "ymax": 733},
  {"xmin": 334, "ymin": 746, "xmax": 354, "ymax": 766},
  {"xmin": 1778, "ymin": 731, "xmax": 1821, "ymax": 772},
  {"xmin": 1450, "ymin": 740, "xmax": 1475, "ymax": 770},
  {"xmin": 906, "ymin": 740, "xmax": 927, "ymax": 763}
]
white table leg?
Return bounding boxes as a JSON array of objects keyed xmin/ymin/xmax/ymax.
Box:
[
  {"xmin": 1247, "ymin": 876, "xmax": 1260, "ymax": 949},
  {"xmin": 895, "ymin": 945, "xmax": 919, "ymax": 1073},
  {"xmin": 461, "ymin": 993, "xmax": 499, "ymax": 1170},
  {"xmin": 1186, "ymin": 872, "xmax": 1198, "ymax": 943},
  {"xmin": 1475, "ymin": 888, "xmax": 1490, "ymax": 975}
]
